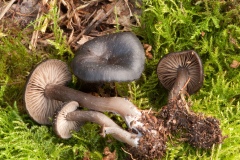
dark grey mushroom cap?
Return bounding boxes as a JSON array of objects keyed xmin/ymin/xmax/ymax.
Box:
[
  {"xmin": 53, "ymin": 101, "xmax": 82, "ymax": 139},
  {"xmin": 157, "ymin": 50, "xmax": 204, "ymax": 95},
  {"xmin": 24, "ymin": 59, "xmax": 71, "ymax": 125},
  {"xmin": 71, "ymin": 32, "xmax": 145, "ymax": 82}
]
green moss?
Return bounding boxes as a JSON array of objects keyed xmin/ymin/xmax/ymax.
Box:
[
  {"xmin": 0, "ymin": 35, "xmax": 40, "ymax": 107},
  {"xmin": 0, "ymin": 103, "xmax": 71, "ymax": 159},
  {"xmin": 136, "ymin": 0, "xmax": 240, "ymax": 159},
  {"xmin": 0, "ymin": 0, "xmax": 240, "ymax": 159}
]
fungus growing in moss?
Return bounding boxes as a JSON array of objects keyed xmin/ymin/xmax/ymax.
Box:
[
  {"xmin": 157, "ymin": 50, "xmax": 204, "ymax": 100},
  {"xmin": 71, "ymin": 32, "xmax": 145, "ymax": 82},
  {"xmin": 53, "ymin": 101, "xmax": 168, "ymax": 159}
]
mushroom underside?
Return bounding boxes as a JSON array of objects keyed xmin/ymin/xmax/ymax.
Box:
[
  {"xmin": 24, "ymin": 59, "xmax": 72, "ymax": 125},
  {"xmin": 53, "ymin": 101, "xmax": 141, "ymax": 147},
  {"xmin": 157, "ymin": 50, "xmax": 203, "ymax": 95}
]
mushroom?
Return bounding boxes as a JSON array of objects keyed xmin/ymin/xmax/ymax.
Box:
[
  {"xmin": 53, "ymin": 101, "xmax": 140, "ymax": 147},
  {"xmin": 71, "ymin": 32, "xmax": 145, "ymax": 82},
  {"xmin": 24, "ymin": 59, "xmax": 141, "ymax": 126},
  {"xmin": 156, "ymin": 50, "xmax": 204, "ymax": 100},
  {"xmin": 25, "ymin": 59, "xmax": 168, "ymax": 159},
  {"xmin": 24, "ymin": 59, "xmax": 72, "ymax": 124},
  {"xmin": 54, "ymin": 101, "xmax": 168, "ymax": 158}
]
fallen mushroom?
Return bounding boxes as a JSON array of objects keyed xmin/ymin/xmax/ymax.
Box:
[
  {"xmin": 24, "ymin": 59, "xmax": 141, "ymax": 125},
  {"xmin": 53, "ymin": 101, "xmax": 139, "ymax": 147},
  {"xmin": 24, "ymin": 59, "xmax": 72, "ymax": 124},
  {"xmin": 25, "ymin": 59, "xmax": 168, "ymax": 158},
  {"xmin": 71, "ymin": 32, "xmax": 145, "ymax": 82},
  {"xmin": 53, "ymin": 101, "xmax": 168, "ymax": 159}
]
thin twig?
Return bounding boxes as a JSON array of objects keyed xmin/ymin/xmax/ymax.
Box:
[
  {"xmin": 147, "ymin": 107, "xmax": 152, "ymax": 114},
  {"xmin": 68, "ymin": 9, "xmax": 102, "ymax": 45},
  {"xmin": 124, "ymin": 0, "xmax": 133, "ymax": 16},
  {"xmin": 181, "ymin": 77, "xmax": 191, "ymax": 93},
  {"xmin": 121, "ymin": 147, "xmax": 136, "ymax": 160},
  {"xmin": 29, "ymin": 8, "xmax": 41, "ymax": 50},
  {"xmin": 72, "ymin": 0, "xmax": 122, "ymax": 50},
  {"xmin": 179, "ymin": 77, "xmax": 192, "ymax": 113},
  {"xmin": 0, "ymin": 0, "xmax": 16, "ymax": 20}
]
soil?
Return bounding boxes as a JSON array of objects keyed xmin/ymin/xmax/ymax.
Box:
[
  {"xmin": 127, "ymin": 111, "xmax": 169, "ymax": 160},
  {"xmin": 159, "ymin": 94, "xmax": 226, "ymax": 149}
]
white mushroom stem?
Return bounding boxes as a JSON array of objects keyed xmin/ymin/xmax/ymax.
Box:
[
  {"xmin": 66, "ymin": 110, "xmax": 120, "ymax": 128},
  {"xmin": 102, "ymin": 126, "xmax": 140, "ymax": 147},
  {"xmin": 65, "ymin": 111, "xmax": 140, "ymax": 147},
  {"xmin": 45, "ymin": 84, "xmax": 142, "ymax": 128}
]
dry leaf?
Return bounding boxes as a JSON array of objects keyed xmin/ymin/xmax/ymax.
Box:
[
  {"xmin": 77, "ymin": 35, "xmax": 94, "ymax": 45},
  {"xmin": 230, "ymin": 60, "xmax": 240, "ymax": 68},
  {"xmin": 103, "ymin": 147, "xmax": 117, "ymax": 160},
  {"xmin": 144, "ymin": 44, "xmax": 153, "ymax": 59}
]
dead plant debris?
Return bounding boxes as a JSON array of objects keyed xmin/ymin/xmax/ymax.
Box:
[
  {"xmin": 143, "ymin": 44, "xmax": 153, "ymax": 60},
  {"xmin": 127, "ymin": 111, "xmax": 169, "ymax": 160},
  {"xmin": 103, "ymin": 147, "xmax": 117, "ymax": 160},
  {"xmin": 159, "ymin": 94, "xmax": 226, "ymax": 149},
  {"xmin": 0, "ymin": 0, "xmax": 142, "ymax": 50},
  {"xmin": 0, "ymin": 0, "xmax": 226, "ymax": 159},
  {"xmin": 230, "ymin": 60, "xmax": 240, "ymax": 69},
  {"xmin": 0, "ymin": 0, "xmax": 40, "ymax": 27}
]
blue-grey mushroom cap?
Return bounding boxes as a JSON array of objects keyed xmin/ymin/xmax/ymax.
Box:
[{"xmin": 71, "ymin": 32, "xmax": 145, "ymax": 82}]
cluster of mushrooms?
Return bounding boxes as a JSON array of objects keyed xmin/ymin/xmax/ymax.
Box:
[{"xmin": 24, "ymin": 32, "xmax": 224, "ymax": 159}]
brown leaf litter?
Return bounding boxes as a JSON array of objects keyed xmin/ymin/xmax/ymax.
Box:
[
  {"xmin": 127, "ymin": 110, "xmax": 168, "ymax": 160},
  {"xmin": 0, "ymin": 0, "xmax": 142, "ymax": 50},
  {"xmin": 230, "ymin": 60, "xmax": 240, "ymax": 69}
]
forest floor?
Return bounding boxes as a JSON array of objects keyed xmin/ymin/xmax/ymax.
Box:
[{"xmin": 0, "ymin": 0, "xmax": 240, "ymax": 159}]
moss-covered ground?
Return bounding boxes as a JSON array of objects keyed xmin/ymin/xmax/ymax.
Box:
[{"xmin": 0, "ymin": 0, "xmax": 240, "ymax": 159}]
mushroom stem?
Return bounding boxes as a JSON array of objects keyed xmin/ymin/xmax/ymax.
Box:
[
  {"xmin": 102, "ymin": 126, "xmax": 139, "ymax": 147},
  {"xmin": 66, "ymin": 111, "xmax": 139, "ymax": 147},
  {"xmin": 66, "ymin": 110, "xmax": 120, "ymax": 128},
  {"xmin": 45, "ymin": 84, "xmax": 141, "ymax": 127},
  {"xmin": 168, "ymin": 67, "xmax": 189, "ymax": 101}
]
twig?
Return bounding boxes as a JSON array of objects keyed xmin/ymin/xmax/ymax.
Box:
[
  {"xmin": 0, "ymin": 0, "xmax": 16, "ymax": 20},
  {"xmin": 147, "ymin": 107, "xmax": 152, "ymax": 114},
  {"xmin": 68, "ymin": 9, "xmax": 101, "ymax": 45},
  {"xmin": 124, "ymin": 0, "xmax": 133, "ymax": 16},
  {"xmin": 72, "ymin": 0, "xmax": 122, "ymax": 50},
  {"xmin": 179, "ymin": 77, "xmax": 191, "ymax": 113},
  {"xmin": 121, "ymin": 147, "xmax": 136, "ymax": 160},
  {"xmin": 29, "ymin": 8, "xmax": 41, "ymax": 50},
  {"xmin": 181, "ymin": 77, "xmax": 191, "ymax": 93}
]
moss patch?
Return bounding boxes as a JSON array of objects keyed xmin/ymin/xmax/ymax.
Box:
[{"xmin": 0, "ymin": 0, "xmax": 240, "ymax": 159}]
